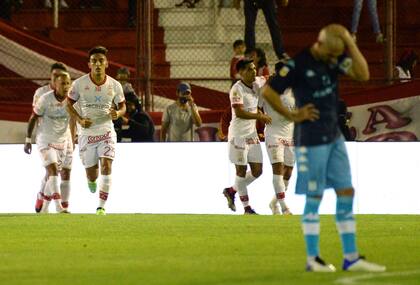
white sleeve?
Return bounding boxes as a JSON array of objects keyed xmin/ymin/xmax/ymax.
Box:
[
  {"xmin": 113, "ymin": 81, "xmax": 125, "ymax": 105},
  {"xmin": 68, "ymin": 81, "xmax": 80, "ymax": 101},
  {"xmin": 230, "ymin": 85, "xmax": 243, "ymax": 107},
  {"xmin": 33, "ymin": 96, "xmax": 46, "ymax": 116},
  {"xmin": 32, "ymin": 88, "xmax": 42, "ymax": 107}
]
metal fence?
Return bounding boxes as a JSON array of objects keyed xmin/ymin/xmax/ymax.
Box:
[{"xmin": 0, "ymin": 0, "xmax": 418, "ymax": 112}]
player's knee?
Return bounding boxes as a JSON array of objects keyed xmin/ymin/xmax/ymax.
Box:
[
  {"xmin": 252, "ymin": 168, "xmax": 262, "ymax": 178},
  {"xmin": 60, "ymin": 169, "xmax": 71, "ymax": 180},
  {"xmin": 46, "ymin": 164, "xmax": 59, "ymax": 176},
  {"xmin": 336, "ymin": 187, "xmax": 354, "ymax": 197}
]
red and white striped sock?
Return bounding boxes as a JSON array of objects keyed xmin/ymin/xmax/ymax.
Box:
[
  {"xmin": 60, "ymin": 180, "xmax": 70, "ymax": 209},
  {"xmin": 98, "ymin": 175, "xmax": 111, "ymax": 208}
]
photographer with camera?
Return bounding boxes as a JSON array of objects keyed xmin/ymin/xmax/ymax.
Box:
[{"xmin": 160, "ymin": 82, "xmax": 202, "ymax": 142}]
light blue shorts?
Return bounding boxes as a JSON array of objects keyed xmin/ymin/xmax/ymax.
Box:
[{"xmin": 295, "ymin": 136, "xmax": 353, "ymax": 195}]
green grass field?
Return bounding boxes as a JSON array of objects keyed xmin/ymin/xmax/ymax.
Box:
[{"xmin": 0, "ymin": 214, "xmax": 419, "ymax": 285}]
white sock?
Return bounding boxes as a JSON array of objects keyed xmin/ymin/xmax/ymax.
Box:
[
  {"xmin": 98, "ymin": 175, "xmax": 111, "ymax": 208},
  {"xmin": 273, "ymin": 174, "xmax": 288, "ymax": 210},
  {"xmin": 284, "ymin": 179, "xmax": 289, "ymax": 191},
  {"xmin": 48, "ymin": 176, "xmax": 64, "ymax": 212},
  {"xmin": 41, "ymin": 196, "xmax": 51, "ymax": 213},
  {"xmin": 41, "ymin": 177, "xmax": 53, "ymax": 213},
  {"xmin": 234, "ymin": 175, "xmax": 249, "ymax": 207},
  {"xmin": 244, "ymin": 171, "xmax": 257, "ymax": 186},
  {"xmin": 60, "ymin": 180, "xmax": 70, "ymax": 208},
  {"xmin": 39, "ymin": 176, "xmax": 47, "ymax": 195}
]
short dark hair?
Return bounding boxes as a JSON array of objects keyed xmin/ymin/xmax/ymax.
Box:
[
  {"xmin": 88, "ymin": 46, "xmax": 108, "ymax": 57},
  {"xmin": 252, "ymin": 47, "xmax": 268, "ymax": 68},
  {"xmin": 235, "ymin": 58, "xmax": 253, "ymax": 72},
  {"xmin": 233, "ymin": 39, "xmax": 245, "ymax": 49},
  {"xmin": 54, "ymin": 71, "xmax": 71, "ymax": 81},
  {"xmin": 50, "ymin": 62, "xmax": 67, "ymax": 72}
]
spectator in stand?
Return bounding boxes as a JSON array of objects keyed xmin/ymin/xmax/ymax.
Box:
[
  {"xmin": 115, "ymin": 67, "xmax": 136, "ymax": 95},
  {"xmin": 251, "ymin": 47, "xmax": 270, "ymax": 78},
  {"xmin": 44, "ymin": 0, "xmax": 69, "ymax": 8},
  {"xmin": 160, "ymin": 82, "xmax": 202, "ymax": 142},
  {"xmin": 0, "ymin": 0, "xmax": 23, "ymax": 21},
  {"xmin": 338, "ymin": 99, "xmax": 353, "ymax": 141},
  {"xmin": 114, "ymin": 93, "xmax": 155, "ymax": 142},
  {"xmin": 350, "ymin": 0, "xmax": 384, "ymax": 43},
  {"xmin": 230, "ymin": 39, "xmax": 246, "ymax": 85},
  {"xmin": 128, "ymin": 0, "xmax": 136, "ymax": 27},
  {"xmin": 394, "ymin": 49, "xmax": 418, "ymax": 82},
  {"xmin": 175, "ymin": 0, "xmax": 200, "ymax": 8},
  {"xmin": 234, "ymin": 0, "xmax": 289, "ymax": 61},
  {"xmin": 0, "ymin": 0, "xmax": 12, "ymax": 20}
]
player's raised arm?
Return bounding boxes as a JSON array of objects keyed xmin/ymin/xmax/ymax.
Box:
[
  {"xmin": 342, "ymin": 32, "xmax": 369, "ymax": 81},
  {"xmin": 323, "ymin": 25, "xmax": 370, "ymax": 81}
]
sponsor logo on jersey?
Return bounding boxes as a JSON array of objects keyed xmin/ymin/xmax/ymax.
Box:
[
  {"xmin": 279, "ymin": 66, "xmax": 290, "ymax": 77},
  {"xmin": 47, "ymin": 143, "xmax": 65, "ymax": 151},
  {"xmin": 87, "ymin": 131, "xmax": 112, "ymax": 144}
]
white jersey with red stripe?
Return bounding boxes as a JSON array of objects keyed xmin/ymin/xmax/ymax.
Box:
[
  {"xmin": 32, "ymin": 84, "xmax": 53, "ymax": 107},
  {"xmin": 68, "ymin": 74, "xmax": 125, "ymax": 136},
  {"xmin": 261, "ymin": 88, "xmax": 295, "ymax": 139},
  {"xmin": 228, "ymin": 76, "xmax": 266, "ymax": 140},
  {"xmin": 33, "ymin": 90, "xmax": 70, "ymax": 144}
]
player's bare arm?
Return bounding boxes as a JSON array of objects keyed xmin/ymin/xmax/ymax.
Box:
[
  {"xmin": 187, "ymin": 95, "xmax": 202, "ymax": 127},
  {"xmin": 234, "ymin": 105, "xmax": 272, "ymax": 124},
  {"xmin": 340, "ymin": 28, "xmax": 370, "ymax": 81},
  {"xmin": 69, "ymin": 116, "xmax": 77, "ymax": 148},
  {"xmin": 262, "ymin": 85, "xmax": 319, "ymax": 123},
  {"xmin": 110, "ymin": 102, "xmax": 126, "ymax": 121},
  {"xmin": 24, "ymin": 113, "xmax": 40, "ymax": 154},
  {"xmin": 66, "ymin": 97, "xmax": 92, "ymax": 128}
]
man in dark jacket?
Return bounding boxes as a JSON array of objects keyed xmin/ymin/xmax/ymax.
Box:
[{"xmin": 114, "ymin": 93, "xmax": 155, "ymax": 142}]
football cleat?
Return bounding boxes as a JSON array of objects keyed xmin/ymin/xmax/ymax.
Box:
[
  {"xmin": 60, "ymin": 209, "xmax": 70, "ymax": 214},
  {"xmin": 269, "ymin": 199, "xmax": 281, "ymax": 215},
  {"xmin": 223, "ymin": 187, "xmax": 236, "ymax": 212},
  {"xmin": 282, "ymin": 208, "xmax": 293, "ymax": 215},
  {"xmin": 306, "ymin": 256, "xmax": 336, "ymax": 272},
  {"xmin": 343, "ymin": 256, "xmax": 386, "ymax": 272},
  {"xmin": 88, "ymin": 181, "xmax": 97, "ymax": 193},
  {"xmin": 96, "ymin": 207, "xmax": 106, "ymax": 215},
  {"xmin": 244, "ymin": 206, "xmax": 258, "ymax": 215},
  {"xmin": 35, "ymin": 192, "xmax": 44, "ymax": 213}
]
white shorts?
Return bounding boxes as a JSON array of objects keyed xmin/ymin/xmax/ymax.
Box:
[
  {"xmin": 228, "ymin": 137, "xmax": 263, "ymax": 166},
  {"xmin": 37, "ymin": 139, "xmax": 73, "ymax": 170},
  {"xmin": 264, "ymin": 135, "xmax": 295, "ymax": 166},
  {"xmin": 78, "ymin": 131, "xmax": 116, "ymax": 168}
]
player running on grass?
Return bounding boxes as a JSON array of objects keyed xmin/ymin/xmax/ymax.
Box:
[
  {"xmin": 66, "ymin": 46, "xmax": 125, "ymax": 215},
  {"xmin": 24, "ymin": 72, "xmax": 74, "ymax": 213},
  {"xmin": 262, "ymin": 24, "xmax": 386, "ymax": 272},
  {"xmin": 28, "ymin": 62, "xmax": 68, "ymax": 212}
]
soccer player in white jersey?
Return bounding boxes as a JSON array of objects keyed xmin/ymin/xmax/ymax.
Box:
[
  {"xmin": 260, "ymin": 82, "xmax": 294, "ymax": 215},
  {"xmin": 223, "ymin": 58, "xmax": 271, "ymax": 215},
  {"xmin": 24, "ymin": 72, "xmax": 74, "ymax": 213},
  {"xmin": 27, "ymin": 62, "xmax": 68, "ymax": 213},
  {"xmin": 67, "ymin": 46, "xmax": 126, "ymax": 216}
]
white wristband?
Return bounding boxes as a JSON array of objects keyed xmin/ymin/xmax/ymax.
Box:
[{"xmin": 25, "ymin": 137, "xmax": 32, "ymax": 144}]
